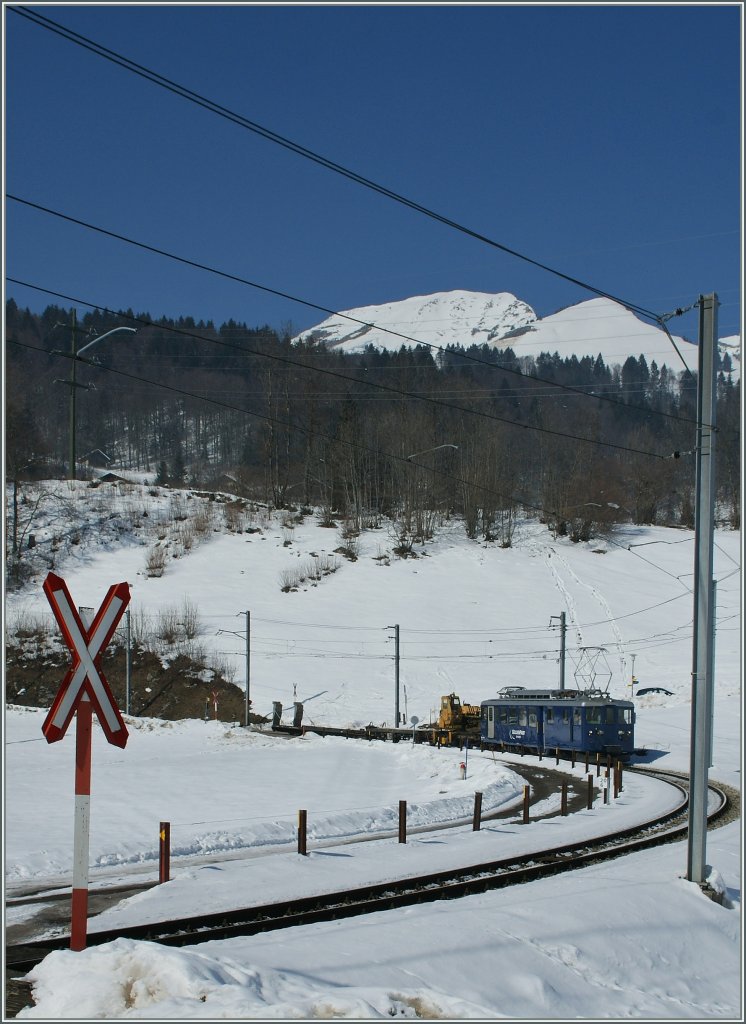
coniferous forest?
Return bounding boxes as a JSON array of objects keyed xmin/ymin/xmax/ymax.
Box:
[{"xmin": 6, "ymin": 299, "xmax": 741, "ymax": 551}]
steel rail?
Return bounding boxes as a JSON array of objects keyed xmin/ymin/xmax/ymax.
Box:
[{"xmin": 6, "ymin": 769, "xmax": 729, "ymax": 977}]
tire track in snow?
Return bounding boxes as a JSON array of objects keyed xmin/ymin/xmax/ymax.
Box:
[
  {"xmin": 543, "ymin": 549, "xmax": 584, "ymax": 647},
  {"xmin": 550, "ymin": 550, "xmax": 627, "ymax": 680}
]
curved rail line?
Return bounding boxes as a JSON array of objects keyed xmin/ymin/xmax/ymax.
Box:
[{"xmin": 6, "ymin": 767, "xmax": 731, "ymax": 981}]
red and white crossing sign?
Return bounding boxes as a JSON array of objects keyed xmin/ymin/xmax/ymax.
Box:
[{"xmin": 42, "ymin": 572, "xmax": 130, "ymax": 748}]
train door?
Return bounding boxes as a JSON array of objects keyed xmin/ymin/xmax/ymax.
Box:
[{"xmin": 487, "ymin": 704, "xmax": 495, "ymax": 740}]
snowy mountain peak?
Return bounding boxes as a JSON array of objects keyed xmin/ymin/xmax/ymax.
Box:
[
  {"xmin": 294, "ymin": 290, "xmax": 740, "ymax": 378},
  {"xmin": 293, "ymin": 290, "xmax": 537, "ymax": 353}
]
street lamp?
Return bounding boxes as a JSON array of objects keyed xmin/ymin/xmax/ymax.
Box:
[
  {"xmin": 406, "ymin": 444, "xmax": 459, "ymax": 461},
  {"xmin": 54, "ymin": 310, "xmax": 136, "ymax": 479}
]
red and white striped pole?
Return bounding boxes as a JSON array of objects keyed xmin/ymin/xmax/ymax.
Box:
[
  {"xmin": 70, "ymin": 605, "xmax": 95, "ymax": 951},
  {"xmin": 71, "ymin": 692, "xmax": 92, "ymax": 950}
]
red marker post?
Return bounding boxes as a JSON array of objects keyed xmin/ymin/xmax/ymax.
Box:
[{"xmin": 41, "ymin": 572, "xmax": 130, "ymax": 951}]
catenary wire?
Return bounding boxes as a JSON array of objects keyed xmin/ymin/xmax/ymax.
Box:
[
  {"xmin": 7, "ymin": 195, "xmax": 704, "ymax": 428},
  {"xmin": 9, "ymin": 11, "xmax": 713, "ymax": 379},
  {"xmin": 6, "ymin": 280, "xmax": 677, "ymax": 461},
  {"xmin": 10, "ymin": 7, "xmax": 668, "ymax": 325},
  {"xmin": 5, "ymin": 334, "xmax": 569, "ymax": 517}
]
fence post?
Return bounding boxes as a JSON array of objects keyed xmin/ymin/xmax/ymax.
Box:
[
  {"xmin": 571, "ymin": 749, "xmax": 576, "ymax": 768},
  {"xmin": 596, "ymin": 752, "xmax": 601, "ymax": 777},
  {"xmin": 399, "ymin": 800, "xmax": 407, "ymax": 843},
  {"xmin": 617, "ymin": 760, "xmax": 623, "ymax": 791},
  {"xmin": 584, "ymin": 750, "xmax": 589, "ymax": 773},
  {"xmin": 604, "ymin": 769, "xmax": 610, "ymax": 804},
  {"xmin": 522, "ymin": 785, "xmax": 530, "ymax": 824},
  {"xmin": 555, "ymin": 746, "xmax": 560, "ymax": 766},
  {"xmin": 587, "ymin": 774, "xmax": 594, "ymax": 810},
  {"xmin": 561, "ymin": 780, "xmax": 568, "ymax": 816},
  {"xmin": 159, "ymin": 821, "xmax": 170, "ymax": 883},
  {"xmin": 473, "ymin": 791, "xmax": 483, "ymax": 831},
  {"xmin": 613, "ymin": 764, "xmax": 620, "ymax": 799},
  {"xmin": 298, "ymin": 809, "xmax": 307, "ymax": 855}
]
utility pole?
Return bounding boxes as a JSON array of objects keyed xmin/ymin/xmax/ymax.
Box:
[
  {"xmin": 708, "ymin": 580, "xmax": 716, "ymax": 769},
  {"xmin": 629, "ymin": 653, "xmax": 637, "ymax": 699},
  {"xmin": 54, "ymin": 315, "xmax": 135, "ymax": 480},
  {"xmin": 550, "ymin": 613, "xmax": 567, "ymax": 690},
  {"xmin": 69, "ymin": 309, "xmax": 77, "ymax": 479},
  {"xmin": 388, "ymin": 624, "xmax": 400, "ymax": 726},
  {"xmin": 687, "ymin": 292, "xmax": 718, "ymax": 885},
  {"xmin": 244, "ymin": 610, "xmax": 251, "ymax": 728},
  {"xmin": 395, "ymin": 623, "xmax": 400, "ymax": 726},
  {"xmin": 125, "ymin": 608, "xmax": 131, "ymax": 716}
]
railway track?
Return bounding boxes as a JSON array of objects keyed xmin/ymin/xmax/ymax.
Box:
[{"xmin": 6, "ymin": 765, "xmax": 733, "ymax": 990}]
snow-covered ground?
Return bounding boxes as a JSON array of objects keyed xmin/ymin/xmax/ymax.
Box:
[{"xmin": 3, "ymin": 479, "xmax": 742, "ymax": 1019}]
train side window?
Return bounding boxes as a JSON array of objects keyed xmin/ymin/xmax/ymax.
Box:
[
  {"xmin": 563, "ymin": 709, "xmax": 570, "ymax": 723},
  {"xmin": 487, "ymin": 706, "xmax": 494, "ymax": 722},
  {"xmin": 573, "ymin": 708, "xmax": 581, "ymax": 725},
  {"xmin": 518, "ymin": 708, "xmax": 528, "ymax": 726},
  {"xmin": 586, "ymin": 707, "xmax": 601, "ymax": 724},
  {"xmin": 508, "ymin": 707, "xmax": 518, "ymax": 724},
  {"xmin": 499, "ymin": 708, "xmax": 508, "ymax": 724},
  {"xmin": 528, "ymin": 711, "xmax": 537, "ymax": 727},
  {"xmin": 546, "ymin": 708, "xmax": 554, "ymax": 723}
]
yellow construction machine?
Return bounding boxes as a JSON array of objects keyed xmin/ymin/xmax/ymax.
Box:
[{"xmin": 435, "ymin": 692, "xmax": 481, "ymax": 745}]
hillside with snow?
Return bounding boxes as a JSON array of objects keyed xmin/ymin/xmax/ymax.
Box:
[
  {"xmin": 4, "ymin": 477, "xmax": 742, "ymax": 1020},
  {"xmin": 5, "ymin": 477, "xmax": 741, "ymax": 728},
  {"xmin": 293, "ymin": 290, "xmax": 741, "ymax": 380}
]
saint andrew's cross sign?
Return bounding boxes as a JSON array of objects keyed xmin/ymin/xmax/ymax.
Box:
[
  {"xmin": 42, "ymin": 572, "xmax": 130, "ymax": 748},
  {"xmin": 42, "ymin": 571, "xmax": 131, "ymax": 951}
]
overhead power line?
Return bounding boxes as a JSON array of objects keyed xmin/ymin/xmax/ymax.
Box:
[
  {"xmin": 7, "ymin": 278, "xmax": 676, "ymax": 461},
  {"xmin": 11, "ymin": 329, "xmax": 670, "ymax": 525},
  {"xmin": 7, "ymin": 196, "xmax": 701, "ymax": 428},
  {"xmin": 6, "ymin": 333, "xmax": 555, "ymax": 519},
  {"xmin": 11, "ymin": 5, "xmax": 665, "ymax": 325}
]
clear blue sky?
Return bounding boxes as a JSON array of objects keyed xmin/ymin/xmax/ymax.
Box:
[{"xmin": 4, "ymin": 3, "xmax": 743, "ymax": 341}]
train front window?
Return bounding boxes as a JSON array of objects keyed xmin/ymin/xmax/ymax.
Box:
[
  {"xmin": 586, "ymin": 707, "xmax": 601, "ymax": 724},
  {"xmin": 621, "ymin": 708, "xmax": 632, "ymax": 724}
]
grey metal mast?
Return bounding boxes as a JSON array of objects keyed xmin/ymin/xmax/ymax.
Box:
[{"xmin": 686, "ymin": 293, "xmax": 718, "ymax": 884}]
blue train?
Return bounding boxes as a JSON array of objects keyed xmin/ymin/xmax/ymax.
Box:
[{"xmin": 480, "ymin": 686, "xmax": 635, "ymax": 758}]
